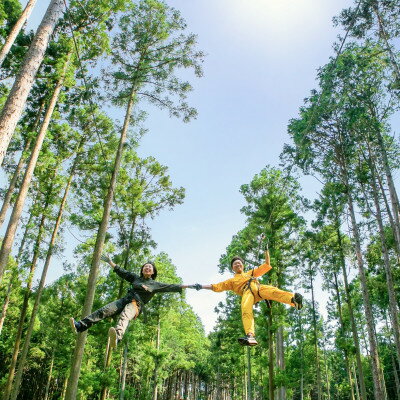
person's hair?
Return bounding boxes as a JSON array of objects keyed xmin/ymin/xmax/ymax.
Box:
[
  {"xmin": 230, "ymin": 256, "xmax": 244, "ymax": 268},
  {"xmin": 140, "ymin": 262, "xmax": 157, "ymax": 280}
]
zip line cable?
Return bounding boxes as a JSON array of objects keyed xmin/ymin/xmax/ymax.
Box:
[{"xmin": 62, "ymin": 0, "xmax": 131, "ymax": 250}]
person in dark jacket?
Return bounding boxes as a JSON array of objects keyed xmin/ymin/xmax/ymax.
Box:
[{"xmin": 69, "ymin": 255, "xmax": 198, "ymax": 347}]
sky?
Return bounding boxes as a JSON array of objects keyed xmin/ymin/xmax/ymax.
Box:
[{"xmin": 18, "ymin": 0, "xmax": 355, "ymax": 333}]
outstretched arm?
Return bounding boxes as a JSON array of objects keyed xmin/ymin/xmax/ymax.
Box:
[
  {"xmin": 101, "ymin": 254, "xmax": 139, "ymax": 282},
  {"xmin": 184, "ymin": 284, "xmax": 213, "ymax": 290},
  {"xmin": 252, "ymin": 250, "xmax": 272, "ymax": 278}
]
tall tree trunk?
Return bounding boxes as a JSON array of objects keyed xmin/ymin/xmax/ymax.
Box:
[
  {"xmin": 322, "ymin": 339, "xmax": 331, "ymax": 400},
  {"xmin": 385, "ymin": 315, "xmax": 400, "ymax": 400},
  {"xmin": 153, "ymin": 314, "xmax": 161, "ymax": 400},
  {"xmin": 309, "ymin": 270, "xmax": 322, "ymax": 400},
  {"xmin": 365, "ymin": 147, "xmax": 400, "ymax": 367},
  {"xmin": 0, "ymin": 0, "xmax": 64, "ymax": 165},
  {"xmin": 2, "ymin": 205, "xmax": 48, "ymax": 400},
  {"xmin": 43, "ymin": 352, "xmax": 54, "ymax": 400},
  {"xmin": 0, "ymin": 98, "xmax": 44, "ymax": 230},
  {"xmin": 10, "ymin": 157, "xmax": 78, "ymax": 400},
  {"xmin": 267, "ymin": 305, "xmax": 274, "ymax": 400},
  {"xmin": 65, "ymin": 88, "xmax": 136, "ymax": 400},
  {"xmin": 119, "ymin": 344, "xmax": 128, "ymax": 400},
  {"xmin": 275, "ymin": 325, "xmax": 286, "ymax": 400},
  {"xmin": 0, "ymin": 139, "xmax": 31, "ymax": 229},
  {"xmin": 340, "ymin": 162, "xmax": 386, "ymax": 400},
  {"xmin": 332, "ymin": 271, "xmax": 356, "ymax": 400},
  {"xmin": 298, "ymin": 312, "xmax": 304, "ymax": 400},
  {"xmin": 0, "ymin": 197, "xmax": 37, "ymax": 335},
  {"xmin": 370, "ymin": 107, "xmax": 400, "ymax": 253},
  {"xmin": 0, "ymin": 0, "xmax": 38, "ymax": 67},
  {"xmin": 335, "ymin": 219, "xmax": 367, "ymax": 400},
  {"xmin": 0, "ymin": 51, "xmax": 72, "ymax": 282},
  {"xmin": 353, "ymin": 363, "xmax": 361, "ymax": 400},
  {"xmin": 0, "ymin": 276, "xmax": 13, "ymax": 335}
]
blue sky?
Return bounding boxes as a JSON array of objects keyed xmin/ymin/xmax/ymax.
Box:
[{"xmin": 21, "ymin": 0, "xmax": 354, "ymax": 332}]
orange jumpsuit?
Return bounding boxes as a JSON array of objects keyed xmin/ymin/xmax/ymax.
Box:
[{"xmin": 211, "ymin": 263, "xmax": 294, "ymax": 335}]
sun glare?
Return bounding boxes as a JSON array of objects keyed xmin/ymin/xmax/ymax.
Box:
[{"xmin": 227, "ymin": 0, "xmax": 328, "ymax": 39}]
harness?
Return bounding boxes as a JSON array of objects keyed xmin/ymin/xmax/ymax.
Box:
[
  {"xmin": 243, "ymin": 269, "xmax": 262, "ymax": 298},
  {"xmin": 243, "ymin": 269, "xmax": 272, "ymax": 309}
]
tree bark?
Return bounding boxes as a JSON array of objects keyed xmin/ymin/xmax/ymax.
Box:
[
  {"xmin": 275, "ymin": 325, "xmax": 286, "ymax": 400},
  {"xmin": 341, "ymin": 166, "xmax": 386, "ymax": 400},
  {"xmin": 0, "ymin": 98, "xmax": 44, "ymax": 230},
  {"xmin": 3, "ymin": 205, "xmax": 48, "ymax": 400},
  {"xmin": 267, "ymin": 305, "xmax": 274, "ymax": 400},
  {"xmin": 153, "ymin": 314, "xmax": 161, "ymax": 400},
  {"xmin": 10, "ymin": 156, "xmax": 78, "ymax": 400},
  {"xmin": 310, "ymin": 270, "xmax": 322, "ymax": 400},
  {"xmin": 65, "ymin": 88, "xmax": 136, "ymax": 400},
  {"xmin": 43, "ymin": 353, "xmax": 54, "ymax": 400},
  {"xmin": 365, "ymin": 146, "xmax": 400, "ymax": 367},
  {"xmin": 0, "ymin": 0, "xmax": 64, "ymax": 165},
  {"xmin": 0, "ymin": 51, "xmax": 72, "ymax": 282},
  {"xmin": 332, "ymin": 271, "xmax": 355, "ymax": 400},
  {"xmin": 335, "ymin": 221, "xmax": 367, "ymax": 400},
  {"xmin": 0, "ymin": 0, "xmax": 38, "ymax": 67},
  {"xmin": 0, "ymin": 277, "xmax": 13, "ymax": 335},
  {"xmin": 119, "ymin": 344, "xmax": 128, "ymax": 400}
]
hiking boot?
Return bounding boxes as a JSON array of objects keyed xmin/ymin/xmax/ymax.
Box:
[
  {"xmin": 108, "ymin": 327, "xmax": 118, "ymax": 349},
  {"xmin": 292, "ymin": 293, "xmax": 303, "ymax": 310},
  {"xmin": 238, "ymin": 334, "xmax": 258, "ymax": 346}
]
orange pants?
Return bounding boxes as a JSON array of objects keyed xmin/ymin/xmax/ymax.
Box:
[{"xmin": 241, "ymin": 283, "xmax": 294, "ymax": 335}]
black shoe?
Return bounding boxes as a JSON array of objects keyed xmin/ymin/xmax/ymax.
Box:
[
  {"xmin": 292, "ymin": 293, "xmax": 303, "ymax": 310},
  {"xmin": 238, "ymin": 334, "xmax": 258, "ymax": 346}
]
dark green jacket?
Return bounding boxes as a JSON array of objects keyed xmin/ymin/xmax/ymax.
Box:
[{"xmin": 114, "ymin": 265, "xmax": 182, "ymax": 308}]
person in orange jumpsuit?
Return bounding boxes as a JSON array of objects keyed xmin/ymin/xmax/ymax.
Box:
[{"xmin": 198, "ymin": 250, "xmax": 303, "ymax": 346}]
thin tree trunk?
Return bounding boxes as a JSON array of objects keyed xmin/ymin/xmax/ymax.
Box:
[
  {"xmin": 298, "ymin": 312, "xmax": 304, "ymax": 400},
  {"xmin": 353, "ymin": 363, "xmax": 361, "ymax": 400},
  {"xmin": 119, "ymin": 344, "xmax": 128, "ymax": 400},
  {"xmin": 0, "ymin": 139, "xmax": 31, "ymax": 229},
  {"xmin": 310, "ymin": 271, "xmax": 322, "ymax": 400},
  {"xmin": 153, "ymin": 314, "xmax": 161, "ymax": 400},
  {"xmin": 0, "ymin": 0, "xmax": 64, "ymax": 165},
  {"xmin": 0, "ymin": 277, "xmax": 13, "ymax": 335},
  {"xmin": 322, "ymin": 339, "xmax": 331, "ymax": 400},
  {"xmin": 365, "ymin": 147, "xmax": 400, "ymax": 367},
  {"xmin": 0, "ymin": 51, "xmax": 72, "ymax": 282},
  {"xmin": 267, "ymin": 305, "xmax": 274, "ymax": 400},
  {"xmin": 0, "ymin": 0, "xmax": 38, "ymax": 67},
  {"xmin": 0, "ymin": 196, "xmax": 37, "ymax": 335},
  {"xmin": 2, "ymin": 206, "xmax": 48, "ymax": 400},
  {"xmin": 340, "ymin": 164, "xmax": 386, "ymax": 400},
  {"xmin": 385, "ymin": 315, "xmax": 400, "ymax": 400},
  {"xmin": 371, "ymin": 107, "xmax": 400, "ymax": 254},
  {"xmin": 335, "ymin": 220, "xmax": 367, "ymax": 400},
  {"xmin": 43, "ymin": 353, "xmax": 54, "ymax": 400},
  {"xmin": 10, "ymin": 157, "xmax": 78, "ymax": 400},
  {"xmin": 275, "ymin": 325, "xmax": 286, "ymax": 400},
  {"xmin": 0, "ymin": 98, "xmax": 44, "ymax": 229},
  {"xmin": 65, "ymin": 88, "xmax": 136, "ymax": 400},
  {"xmin": 332, "ymin": 271, "xmax": 356, "ymax": 400}
]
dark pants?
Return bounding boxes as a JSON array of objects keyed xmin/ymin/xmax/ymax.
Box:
[{"xmin": 78, "ymin": 297, "xmax": 139, "ymax": 340}]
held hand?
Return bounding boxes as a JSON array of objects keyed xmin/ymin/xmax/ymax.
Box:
[
  {"xmin": 188, "ymin": 283, "xmax": 202, "ymax": 291},
  {"xmin": 265, "ymin": 250, "xmax": 270, "ymax": 265}
]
